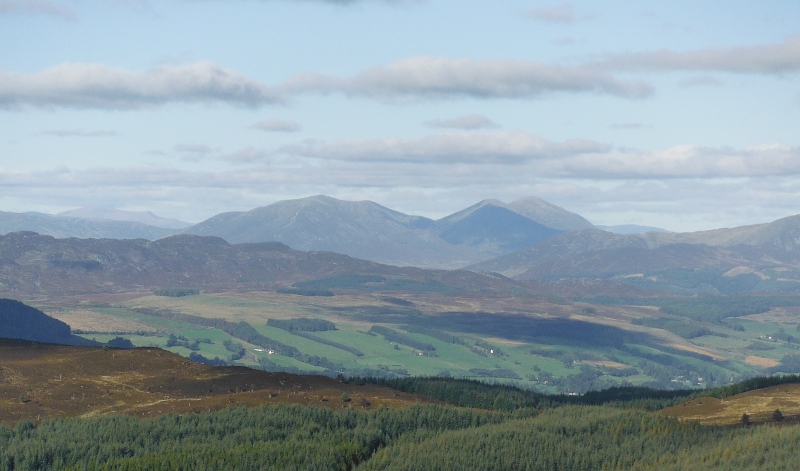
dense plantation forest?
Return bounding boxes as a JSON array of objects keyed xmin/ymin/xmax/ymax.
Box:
[{"xmin": 2, "ymin": 376, "xmax": 800, "ymax": 470}]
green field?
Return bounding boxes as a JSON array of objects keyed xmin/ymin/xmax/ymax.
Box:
[{"xmin": 58, "ymin": 290, "xmax": 800, "ymax": 394}]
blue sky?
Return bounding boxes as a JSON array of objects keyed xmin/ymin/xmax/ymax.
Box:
[{"xmin": 1, "ymin": 0, "xmax": 799, "ymax": 231}]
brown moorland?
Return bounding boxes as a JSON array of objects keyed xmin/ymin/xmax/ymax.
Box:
[
  {"xmin": 662, "ymin": 383, "xmax": 800, "ymax": 426},
  {"xmin": 0, "ymin": 339, "xmax": 431, "ymax": 424}
]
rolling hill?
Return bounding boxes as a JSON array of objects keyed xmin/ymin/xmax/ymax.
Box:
[
  {"xmin": 0, "ymin": 339, "xmax": 428, "ymax": 424},
  {"xmin": 468, "ymin": 216, "xmax": 800, "ymax": 294},
  {"xmin": 0, "ymin": 231, "xmax": 523, "ymax": 297},
  {"xmin": 662, "ymin": 381, "xmax": 800, "ymax": 426}
]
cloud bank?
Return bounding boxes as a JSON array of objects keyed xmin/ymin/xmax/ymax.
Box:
[
  {"xmin": 6, "ymin": 34, "xmax": 798, "ymax": 111},
  {"xmin": 600, "ymin": 34, "xmax": 800, "ymax": 74},
  {"xmin": 271, "ymin": 132, "xmax": 800, "ymax": 179},
  {"xmin": 525, "ymin": 4, "xmax": 575, "ymax": 23},
  {"xmin": 283, "ymin": 56, "xmax": 654, "ymax": 100},
  {"xmin": 277, "ymin": 131, "xmax": 612, "ymax": 164},
  {"xmin": 251, "ymin": 119, "xmax": 302, "ymax": 132},
  {"xmin": 0, "ymin": 0, "xmax": 76, "ymax": 20},
  {"xmin": 39, "ymin": 129, "xmax": 118, "ymax": 137},
  {"xmin": 0, "ymin": 61, "xmax": 281, "ymax": 109},
  {"xmin": 425, "ymin": 114, "xmax": 500, "ymax": 130}
]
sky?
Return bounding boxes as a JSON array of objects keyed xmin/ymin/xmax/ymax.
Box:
[{"xmin": 1, "ymin": 0, "xmax": 799, "ymax": 232}]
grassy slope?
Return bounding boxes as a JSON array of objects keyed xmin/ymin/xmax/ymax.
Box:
[{"xmin": 36, "ymin": 290, "xmax": 800, "ymax": 394}]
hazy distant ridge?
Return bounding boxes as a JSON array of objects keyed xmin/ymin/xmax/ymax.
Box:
[
  {"xmin": 182, "ymin": 195, "xmax": 588, "ymax": 268},
  {"xmin": 0, "ymin": 211, "xmax": 176, "ymax": 240},
  {"xmin": 468, "ymin": 215, "xmax": 800, "ymax": 288},
  {"xmin": 6, "ymin": 197, "xmax": 800, "ymax": 277},
  {"xmin": 57, "ymin": 208, "xmax": 191, "ymax": 230},
  {"xmin": 0, "ymin": 231, "xmax": 517, "ymax": 296}
]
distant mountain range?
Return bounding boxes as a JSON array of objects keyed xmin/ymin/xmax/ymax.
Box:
[
  {"xmin": 0, "ymin": 197, "xmax": 589, "ymax": 268},
  {"xmin": 4, "ymin": 197, "xmax": 800, "ymax": 283},
  {"xmin": 2, "ymin": 213, "xmax": 800, "ymax": 297},
  {"xmin": 181, "ymin": 196, "xmax": 587, "ymax": 267},
  {"xmin": 181, "ymin": 195, "xmax": 478, "ymax": 268},
  {"xmin": 468, "ymin": 215, "xmax": 800, "ymax": 294}
]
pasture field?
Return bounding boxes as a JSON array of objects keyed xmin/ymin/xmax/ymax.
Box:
[{"xmin": 36, "ymin": 289, "xmax": 800, "ymax": 394}]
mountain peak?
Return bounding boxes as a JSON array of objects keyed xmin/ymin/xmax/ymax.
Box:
[
  {"xmin": 183, "ymin": 196, "xmax": 471, "ymax": 268},
  {"xmin": 506, "ymin": 196, "xmax": 594, "ymax": 231},
  {"xmin": 435, "ymin": 199, "xmax": 509, "ymax": 225}
]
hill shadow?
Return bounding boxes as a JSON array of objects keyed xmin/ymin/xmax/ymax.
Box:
[{"xmin": 338, "ymin": 306, "xmax": 653, "ymax": 348}]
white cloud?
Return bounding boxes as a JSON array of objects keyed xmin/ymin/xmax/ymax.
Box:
[
  {"xmin": 39, "ymin": 129, "xmax": 118, "ymax": 137},
  {"xmin": 599, "ymin": 34, "xmax": 800, "ymax": 74},
  {"xmin": 239, "ymin": 0, "xmax": 420, "ymax": 4},
  {"xmin": 272, "ymin": 133, "xmax": 800, "ymax": 180},
  {"xmin": 251, "ymin": 119, "xmax": 301, "ymax": 132},
  {"xmin": 0, "ymin": 61, "xmax": 282, "ymax": 109},
  {"xmin": 282, "ymin": 56, "xmax": 654, "ymax": 100},
  {"xmin": 0, "ymin": 57, "xmax": 653, "ymax": 112},
  {"xmin": 553, "ymin": 37, "xmax": 581, "ymax": 47},
  {"xmin": 16, "ymin": 34, "xmax": 798, "ymax": 114},
  {"xmin": 678, "ymin": 76, "xmax": 723, "ymax": 87},
  {"xmin": 276, "ymin": 131, "xmax": 612, "ymax": 164},
  {"xmin": 175, "ymin": 144, "xmax": 214, "ymax": 154},
  {"xmin": 302, "ymin": 0, "xmax": 420, "ymax": 3},
  {"xmin": 424, "ymin": 114, "xmax": 500, "ymax": 130},
  {"xmin": 545, "ymin": 144, "xmax": 800, "ymax": 179},
  {"xmin": 173, "ymin": 144, "xmax": 216, "ymax": 162},
  {"xmin": 142, "ymin": 149, "xmax": 166, "ymax": 156},
  {"xmin": 224, "ymin": 146, "xmax": 272, "ymax": 163},
  {"xmin": 0, "ymin": 0, "xmax": 76, "ymax": 20},
  {"xmin": 524, "ymin": 4, "xmax": 575, "ymax": 23}
]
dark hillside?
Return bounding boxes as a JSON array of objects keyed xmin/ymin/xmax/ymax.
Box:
[
  {"xmin": 435, "ymin": 204, "xmax": 563, "ymax": 254},
  {"xmin": 0, "ymin": 299, "xmax": 91, "ymax": 345}
]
